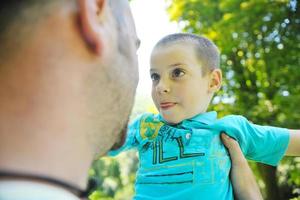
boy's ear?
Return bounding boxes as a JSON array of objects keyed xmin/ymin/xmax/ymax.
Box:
[
  {"xmin": 78, "ymin": 0, "xmax": 107, "ymax": 55},
  {"xmin": 208, "ymin": 69, "xmax": 222, "ymax": 92}
]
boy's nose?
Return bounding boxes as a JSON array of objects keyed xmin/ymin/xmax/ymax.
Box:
[{"xmin": 156, "ymin": 80, "xmax": 171, "ymax": 94}]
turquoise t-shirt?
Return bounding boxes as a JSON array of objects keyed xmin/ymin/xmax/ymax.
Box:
[{"xmin": 110, "ymin": 111, "xmax": 290, "ymax": 200}]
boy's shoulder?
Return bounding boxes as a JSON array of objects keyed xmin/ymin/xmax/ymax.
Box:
[
  {"xmin": 217, "ymin": 114, "xmax": 247, "ymax": 123},
  {"xmin": 213, "ymin": 114, "xmax": 251, "ymax": 153},
  {"xmin": 212, "ymin": 114, "xmax": 249, "ymax": 132}
]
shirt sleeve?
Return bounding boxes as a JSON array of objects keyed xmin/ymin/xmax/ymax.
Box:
[
  {"xmin": 108, "ymin": 114, "xmax": 143, "ymax": 156},
  {"xmin": 224, "ymin": 115, "xmax": 290, "ymax": 166}
]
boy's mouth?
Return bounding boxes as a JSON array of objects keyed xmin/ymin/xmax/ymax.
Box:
[{"xmin": 160, "ymin": 102, "xmax": 177, "ymax": 110}]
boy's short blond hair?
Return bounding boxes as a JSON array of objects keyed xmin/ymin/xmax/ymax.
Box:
[{"xmin": 153, "ymin": 33, "xmax": 220, "ymax": 75}]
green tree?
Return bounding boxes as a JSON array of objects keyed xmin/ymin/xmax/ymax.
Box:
[{"xmin": 167, "ymin": 0, "xmax": 300, "ymax": 199}]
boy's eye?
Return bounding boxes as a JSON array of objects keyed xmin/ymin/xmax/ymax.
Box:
[
  {"xmin": 172, "ymin": 68, "xmax": 185, "ymax": 78},
  {"xmin": 150, "ymin": 73, "xmax": 160, "ymax": 81}
]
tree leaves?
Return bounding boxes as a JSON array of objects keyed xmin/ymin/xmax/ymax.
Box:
[{"xmin": 167, "ymin": 0, "xmax": 300, "ymax": 199}]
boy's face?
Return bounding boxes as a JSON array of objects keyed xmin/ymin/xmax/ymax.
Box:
[{"xmin": 150, "ymin": 42, "xmax": 216, "ymax": 124}]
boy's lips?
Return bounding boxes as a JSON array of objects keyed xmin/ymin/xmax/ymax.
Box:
[{"xmin": 160, "ymin": 102, "xmax": 177, "ymax": 110}]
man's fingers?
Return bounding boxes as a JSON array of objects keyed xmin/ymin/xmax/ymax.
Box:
[
  {"xmin": 221, "ymin": 132, "xmax": 246, "ymax": 165},
  {"xmin": 221, "ymin": 133, "xmax": 239, "ymax": 151},
  {"xmin": 221, "ymin": 133, "xmax": 264, "ymax": 200}
]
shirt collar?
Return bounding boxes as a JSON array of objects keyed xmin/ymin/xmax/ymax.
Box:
[
  {"xmin": 158, "ymin": 111, "xmax": 217, "ymax": 128},
  {"xmin": 187, "ymin": 111, "xmax": 217, "ymax": 125}
]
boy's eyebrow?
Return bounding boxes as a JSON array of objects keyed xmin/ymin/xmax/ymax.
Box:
[
  {"xmin": 169, "ymin": 62, "xmax": 186, "ymax": 67},
  {"xmin": 150, "ymin": 63, "xmax": 187, "ymax": 72},
  {"xmin": 150, "ymin": 62, "xmax": 187, "ymax": 72}
]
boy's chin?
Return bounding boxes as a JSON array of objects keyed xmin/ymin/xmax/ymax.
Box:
[{"xmin": 161, "ymin": 115, "xmax": 182, "ymax": 125}]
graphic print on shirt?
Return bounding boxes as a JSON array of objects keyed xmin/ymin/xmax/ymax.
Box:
[
  {"xmin": 136, "ymin": 114, "xmax": 231, "ymax": 185},
  {"xmin": 140, "ymin": 114, "xmax": 164, "ymax": 140},
  {"xmin": 151, "ymin": 136, "xmax": 205, "ymax": 164}
]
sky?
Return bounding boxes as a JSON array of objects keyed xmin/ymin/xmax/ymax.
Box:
[{"xmin": 130, "ymin": 0, "xmax": 179, "ymax": 98}]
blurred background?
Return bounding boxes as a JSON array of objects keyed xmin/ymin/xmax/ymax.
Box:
[{"xmin": 88, "ymin": 0, "xmax": 300, "ymax": 199}]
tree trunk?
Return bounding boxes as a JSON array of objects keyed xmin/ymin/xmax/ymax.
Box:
[{"xmin": 257, "ymin": 163, "xmax": 282, "ymax": 200}]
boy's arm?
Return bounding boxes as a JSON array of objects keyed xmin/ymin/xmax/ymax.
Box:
[
  {"xmin": 223, "ymin": 116, "xmax": 290, "ymax": 166},
  {"xmin": 221, "ymin": 133, "xmax": 263, "ymax": 200},
  {"xmin": 286, "ymin": 130, "xmax": 300, "ymax": 156}
]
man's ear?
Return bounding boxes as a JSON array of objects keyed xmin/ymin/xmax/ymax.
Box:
[
  {"xmin": 208, "ymin": 69, "xmax": 222, "ymax": 92},
  {"xmin": 78, "ymin": 0, "xmax": 107, "ymax": 55}
]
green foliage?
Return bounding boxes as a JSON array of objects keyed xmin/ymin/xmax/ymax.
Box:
[
  {"xmin": 167, "ymin": 0, "xmax": 300, "ymax": 199},
  {"xmin": 89, "ymin": 191, "xmax": 114, "ymax": 200},
  {"xmin": 167, "ymin": 0, "xmax": 300, "ymax": 125},
  {"xmin": 88, "ymin": 148, "xmax": 138, "ymax": 199}
]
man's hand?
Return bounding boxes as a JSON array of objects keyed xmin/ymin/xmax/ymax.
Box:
[{"xmin": 221, "ymin": 133, "xmax": 263, "ymax": 200}]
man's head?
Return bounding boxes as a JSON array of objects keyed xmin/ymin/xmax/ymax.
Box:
[
  {"xmin": 150, "ymin": 33, "xmax": 222, "ymax": 124},
  {"xmin": 0, "ymin": 0, "xmax": 139, "ymax": 187}
]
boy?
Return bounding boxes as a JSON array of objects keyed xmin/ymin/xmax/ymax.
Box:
[{"xmin": 110, "ymin": 33, "xmax": 300, "ymax": 199}]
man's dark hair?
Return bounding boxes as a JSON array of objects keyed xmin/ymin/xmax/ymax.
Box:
[{"xmin": 0, "ymin": 1, "xmax": 46, "ymax": 35}]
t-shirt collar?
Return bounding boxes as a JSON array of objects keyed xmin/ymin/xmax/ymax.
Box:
[
  {"xmin": 187, "ymin": 111, "xmax": 217, "ymax": 125},
  {"xmin": 158, "ymin": 111, "xmax": 217, "ymax": 127}
]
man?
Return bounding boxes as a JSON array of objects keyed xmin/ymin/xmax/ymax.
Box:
[
  {"xmin": 0, "ymin": 0, "xmax": 139, "ymax": 199},
  {"xmin": 0, "ymin": 0, "xmax": 262, "ymax": 199}
]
